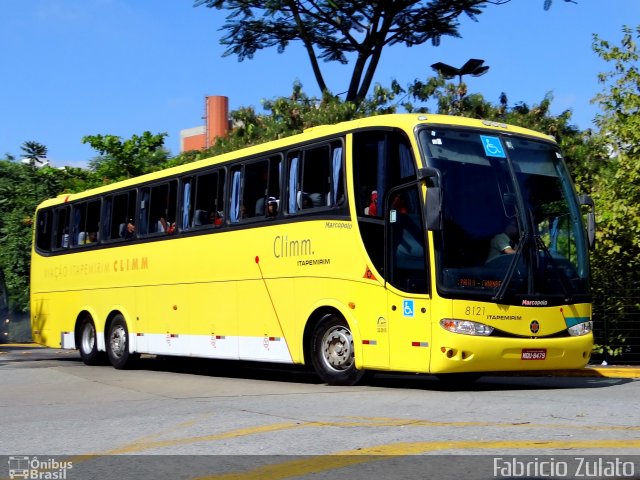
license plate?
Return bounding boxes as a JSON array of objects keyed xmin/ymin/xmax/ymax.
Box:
[{"xmin": 521, "ymin": 349, "xmax": 546, "ymax": 360}]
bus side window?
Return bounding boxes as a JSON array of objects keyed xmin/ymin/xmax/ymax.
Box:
[
  {"xmin": 253, "ymin": 155, "xmax": 281, "ymax": 219},
  {"xmin": 243, "ymin": 159, "xmax": 268, "ymax": 219},
  {"xmin": 353, "ymin": 130, "xmax": 416, "ymax": 218},
  {"xmin": 53, "ymin": 205, "xmax": 71, "ymax": 250},
  {"xmin": 287, "ymin": 142, "xmax": 338, "ymax": 215},
  {"xmin": 185, "ymin": 171, "xmax": 222, "ymax": 230},
  {"xmin": 71, "ymin": 199, "xmax": 100, "ymax": 247},
  {"xmin": 36, "ymin": 209, "xmax": 53, "ymax": 252},
  {"xmin": 301, "ymin": 144, "xmax": 330, "ymax": 209},
  {"xmin": 140, "ymin": 180, "xmax": 178, "ymax": 236},
  {"xmin": 106, "ymin": 190, "xmax": 137, "ymax": 241}
]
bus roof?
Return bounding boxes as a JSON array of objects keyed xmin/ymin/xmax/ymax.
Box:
[{"xmin": 39, "ymin": 113, "xmax": 556, "ymax": 208}]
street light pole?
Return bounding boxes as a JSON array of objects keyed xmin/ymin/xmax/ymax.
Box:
[
  {"xmin": 430, "ymin": 58, "xmax": 490, "ymax": 84},
  {"xmin": 430, "ymin": 58, "xmax": 490, "ymax": 115}
]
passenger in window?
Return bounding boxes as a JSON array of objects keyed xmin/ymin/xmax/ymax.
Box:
[
  {"xmin": 87, "ymin": 231, "xmax": 97, "ymax": 243},
  {"xmin": 391, "ymin": 194, "xmax": 408, "ymax": 215},
  {"xmin": 124, "ymin": 218, "xmax": 136, "ymax": 239},
  {"xmin": 159, "ymin": 217, "xmax": 175, "ymax": 234},
  {"xmin": 210, "ymin": 211, "xmax": 223, "ymax": 226},
  {"xmin": 267, "ymin": 197, "xmax": 278, "ymax": 217},
  {"xmin": 366, "ymin": 190, "xmax": 378, "ymax": 216},
  {"xmin": 301, "ymin": 195, "xmax": 313, "ymax": 209}
]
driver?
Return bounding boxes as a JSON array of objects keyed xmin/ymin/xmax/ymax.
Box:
[{"xmin": 487, "ymin": 221, "xmax": 518, "ymax": 263}]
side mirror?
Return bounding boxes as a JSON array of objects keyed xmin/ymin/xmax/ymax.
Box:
[
  {"xmin": 418, "ymin": 167, "xmax": 443, "ymax": 231},
  {"xmin": 579, "ymin": 194, "xmax": 596, "ymax": 250}
]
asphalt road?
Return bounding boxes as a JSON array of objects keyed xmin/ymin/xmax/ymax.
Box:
[{"xmin": 1, "ymin": 345, "xmax": 639, "ymax": 479}]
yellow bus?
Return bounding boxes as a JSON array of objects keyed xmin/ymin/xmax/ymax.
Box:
[{"xmin": 31, "ymin": 114, "xmax": 595, "ymax": 384}]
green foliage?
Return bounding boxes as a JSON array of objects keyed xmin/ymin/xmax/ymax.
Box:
[
  {"xmin": 590, "ymin": 25, "xmax": 640, "ymax": 270},
  {"xmin": 586, "ymin": 26, "xmax": 640, "ymax": 357},
  {"xmin": 82, "ymin": 131, "xmax": 170, "ymax": 181},
  {"xmin": 0, "ymin": 158, "xmax": 88, "ymax": 312}
]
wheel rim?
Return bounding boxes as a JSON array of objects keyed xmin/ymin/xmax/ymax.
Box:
[
  {"xmin": 320, "ymin": 325, "xmax": 354, "ymax": 372},
  {"xmin": 81, "ymin": 322, "xmax": 95, "ymax": 354},
  {"xmin": 109, "ymin": 325, "xmax": 127, "ymax": 359}
]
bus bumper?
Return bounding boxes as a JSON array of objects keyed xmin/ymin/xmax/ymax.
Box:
[{"xmin": 429, "ymin": 331, "xmax": 593, "ymax": 374}]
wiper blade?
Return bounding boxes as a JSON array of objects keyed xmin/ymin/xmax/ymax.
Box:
[
  {"xmin": 492, "ymin": 233, "xmax": 527, "ymax": 302},
  {"xmin": 535, "ymin": 235, "xmax": 573, "ymax": 303}
]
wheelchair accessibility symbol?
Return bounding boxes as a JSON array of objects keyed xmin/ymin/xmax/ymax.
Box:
[
  {"xmin": 480, "ymin": 135, "xmax": 506, "ymax": 158},
  {"xmin": 403, "ymin": 300, "xmax": 414, "ymax": 317}
]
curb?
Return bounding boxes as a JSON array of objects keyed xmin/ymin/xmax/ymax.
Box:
[{"xmin": 553, "ymin": 366, "xmax": 640, "ymax": 379}]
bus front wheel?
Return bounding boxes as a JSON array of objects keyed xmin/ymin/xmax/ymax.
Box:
[
  {"xmin": 311, "ymin": 314, "xmax": 365, "ymax": 386},
  {"xmin": 106, "ymin": 314, "xmax": 139, "ymax": 369},
  {"xmin": 78, "ymin": 316, "xmax": 106, "ymax": 366}
]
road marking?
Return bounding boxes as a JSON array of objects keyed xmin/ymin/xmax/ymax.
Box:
[
  {"xmin": 97, "ymin": 416, "xmax": 640, "ymax": 455},
  {"xmin": 194, "ymin": 439, "xmax": 640, "ymax": 480},
  {"xmin": 104, "ymin": 422, "xmax": 304, "ymax": 455}
]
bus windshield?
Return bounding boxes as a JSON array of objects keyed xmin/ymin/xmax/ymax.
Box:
[{"xmin": 419, "ymin": 126, "xmax": 590, "ymax": 305}]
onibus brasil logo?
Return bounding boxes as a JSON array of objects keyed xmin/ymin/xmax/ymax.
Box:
[{"xmin": 8, "ymin": 456, "xmax": 73, "ymax": 479}]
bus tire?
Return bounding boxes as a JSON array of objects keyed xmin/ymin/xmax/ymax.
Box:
[
  {"xmin": 106, "ymin": 314, "xmax": 139, "ymax": 369},
  {"xmin": 311, "ymin": 314, "xmax": 365, "ymax": 386},
  {"xmin": 78, "ymin": 316, "xmax": 106, "ymax": 366}
]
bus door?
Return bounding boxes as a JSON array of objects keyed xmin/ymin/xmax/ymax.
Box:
[{"xmin": 385, "ymin": 185, "xmax": 432, "ymax": 373}]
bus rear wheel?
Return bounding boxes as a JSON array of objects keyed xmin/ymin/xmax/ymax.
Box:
[
  {"xmin": 106, "ymin": 314, "xmax": 139, "ymax": 369},
  {"xmin": 78, "ymin": 316, "xmax": 106, "ymax": 366},
  {"xmin": 311, "ymin": 314, "xmax": 365, "ymax": 386}
]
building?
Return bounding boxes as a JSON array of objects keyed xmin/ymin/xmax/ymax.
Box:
[{"xmin": 180, "ymin": 95, "xmax": 230, "ymax": 152}]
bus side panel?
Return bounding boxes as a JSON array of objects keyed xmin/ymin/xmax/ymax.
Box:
[
  {"xmin": 237, "ymin": 279, "xmax": 293, "ymax": 363},
  {"xmin": 31, "ymin": 294, "xmax": 56, "ymax": 348},
  {"xmin": 187, "ymin": 282, "xmax": 239, "ymax": 360}
]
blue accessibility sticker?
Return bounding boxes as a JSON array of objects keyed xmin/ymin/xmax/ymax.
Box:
[
  {"xmin": 480, "ymin": 135, "xmax": 506, "ymax": 158},
  {"xmin": 403, "ymin": 300, "xmax": 414, "ymax": 317}
]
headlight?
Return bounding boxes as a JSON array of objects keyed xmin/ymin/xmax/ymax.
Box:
[
  {"xmin": 567, "ymin": 321, "xmax": 593, "ymax": 337},
  {"xmin": 440, "ymin": 319, "xmax": 494, "ymax": 336}
]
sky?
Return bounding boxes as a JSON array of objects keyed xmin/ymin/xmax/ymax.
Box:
[{"xmin": 1, "ymin": 0, "xmax": 638, "ymax": 168}]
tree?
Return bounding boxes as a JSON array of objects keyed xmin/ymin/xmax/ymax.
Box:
[
  {"xmin": 20, "ymin": 141, "xmax": 48, "ymax": 167},
  {"xmin": 587, "ymin": 25, "xmax": 640, "ymax": 358},
  {"xmin": 82, "ymin": 131, "xmax": 169, "ymax": 181},
  {"xmin": 590, "ymin": 25, "xmax": 640, "ymax": 270},
  {"xmin": 0, "ymin": 149, "xmax": 100, "ymax": 313},
  {"xmin": 195, "ymin": 0, "xmax": 575, "ymax": 104}
]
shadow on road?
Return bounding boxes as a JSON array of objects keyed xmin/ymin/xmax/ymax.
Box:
[{"xmin": 1, "ymin": 345, "xmax": 632, "ymax": 391}]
